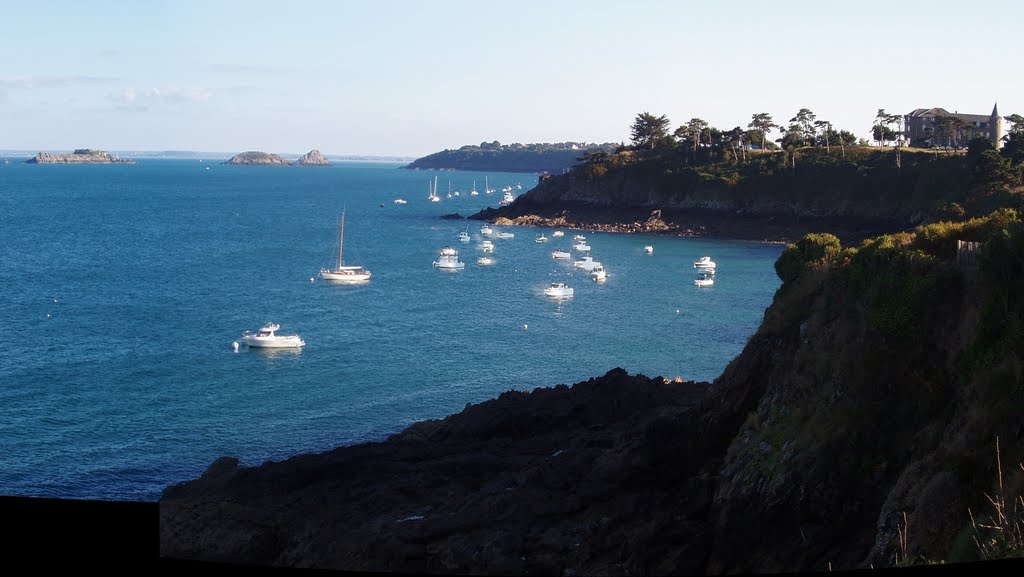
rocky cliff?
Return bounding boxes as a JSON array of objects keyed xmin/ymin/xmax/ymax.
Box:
[
  {"xmin": 294, "ymin": 149, "xmax": 330, "ymax": 166},
  {"xmin": 223, "ymin": 151, "xmax": 292, "ymax": 165},
  {"xmin": 24, "ymin": 150, "xmax": 134, "ymax": 164},
  {"xmin": 160, "ymin": 210, "xmax": 1024, "ymax": 573}
]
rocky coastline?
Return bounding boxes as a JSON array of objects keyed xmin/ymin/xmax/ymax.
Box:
[
  {"xmin": 24, "ymin": 150, "xmax": 134, "ymax": 164},
  {"xmin": 223, "ymin": 149, "xmax": 329, "ymax": 166},
  {"xmin": 294, "ymin": 149, "xmax": 330, "ymax": 166}
]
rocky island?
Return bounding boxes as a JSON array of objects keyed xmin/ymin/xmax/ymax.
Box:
[
  {"xmin": 294, "ymin": 149, "xmax": 330, "ymax": 166},
  {"xmin": 223, "ymin": 149, "xmax": 331, "ymax": 166},
  {"xmin": 24, "ymin": 149, "xmax": 134, "ymax": 164}
]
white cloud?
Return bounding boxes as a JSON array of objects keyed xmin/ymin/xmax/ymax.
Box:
[{"xmin": 113, "ymin": 87, "xmax": 212, "ymax": 110}]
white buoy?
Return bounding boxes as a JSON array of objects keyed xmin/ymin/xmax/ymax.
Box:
[
  {"xmin": 523, "ymin": 324, "xmax": 528, "ymax": 330},
  {"xmin": 310, "ymin": 277, "xmax": 315, "ymax": 283},
  {"xmin": 46, "ymin": 314, "xmax": 51, "ymax": 318},
  {"xmin": 676, "ymin": 309, "xmax": 681, "ymax": 315},
  {"xmin": 232, "ymin": 341, "xmax": 239, "ymax": 351}
]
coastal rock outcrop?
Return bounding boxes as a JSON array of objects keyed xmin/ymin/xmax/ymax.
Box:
[
  {"xmin": 223, "ymin": 151, "xmax": 292, "ymax": 165},
  {"xmin": 24, "ymin": 149, "xmax": 134, "ymax": 164},
  {"xmin": 294, "ymin": 149, "xmax": 330, "ymax": 166}
]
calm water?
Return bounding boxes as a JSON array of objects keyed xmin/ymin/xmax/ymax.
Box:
[{"xmin": 0, "ymin": 159, "xmax": 783, "ymax": 501}]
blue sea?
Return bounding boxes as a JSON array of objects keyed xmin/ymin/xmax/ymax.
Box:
[{"xmin": 0, "ymin": 159, "xmax": 783, "ymax": 501}]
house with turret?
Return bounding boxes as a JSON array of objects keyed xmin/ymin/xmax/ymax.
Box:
[{"xmin": 904, "ymin": 103, "xmax": 1002, "ymax": 149}]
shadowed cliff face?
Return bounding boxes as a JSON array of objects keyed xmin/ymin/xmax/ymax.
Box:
[{"xmin": 161, "ymin": 215, "xmax": 1024, "ymax": 573}]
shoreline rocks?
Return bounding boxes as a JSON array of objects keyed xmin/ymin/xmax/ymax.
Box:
[{"xmin": 295, "ymin": 149, "xmax": 330, "ymax": 166}]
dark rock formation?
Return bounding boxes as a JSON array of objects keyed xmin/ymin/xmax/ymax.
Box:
[
  {"xmin": 294, "ymin": 149, "xmax": 330, "ymax": 166},
  {"xmin": 438, "ymin": 213, "xmax": 465, "ymax": 220},
  {"xmin": 24, "ymin": 150, "xmax": 134, "ymax": 164},
  {"xmin": 223, "ymin": 151, "xmax": 291, "ymax": 165}
]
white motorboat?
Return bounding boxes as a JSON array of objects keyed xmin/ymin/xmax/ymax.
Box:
[
  {"xmin": 480, "ymin": 240, "xmax": 494, "ymax": 252},
  {"xmin": 480, "ymin": 224, "xmax": 493, "ymax": 236},
  {"xmin": 457, "ymin": 231, "xmax": 471, "ymax": 243},
  {"xmin": 495, "ymin": 231, "xmax": 515, "ymax": 239},
  {"xmin": 694, "ymin": 271, "xmax": 714, "ymax": 287},
  {"xmin": 644, "ymin": 245, "xmax": 654, "ymax": 254},
  {"xmin": 591, "ymin": 266, "xmax": 607, "ymax": 282},
  {"xmin": 543, "ymin": 282, "xmax": 574, "ymax": 298},
  {"xmin": 501, "ymin": 185, "xmax": 512, "ymax": 193},
  {"xmin": 573, "ymin": 234, "xmax": 586, "ymax": 241},
  {"xmin": 320, "ymin": 209, "xmax": 371, "ymax": 282},
  {"xmin": 573, "ymin": 242, "xmax": 591, "ymax": 252},
  {"xmin": 573, "ymin": 256, "xmax": 603, "ymax": 271},
  {"xmin": 516, "ymin": 183, "xmax": 522, "ymax": 190},
  {"xmin": 499, "ymin": 190, "xmax": 514, "ymax": 206},
  {"xmin": 393, "ymin": 198, "xmax": 407, "ymax": 205},
  {"xmin": 477, "ymin": 256, "xmax": 494, "ymax": 266},
  {"xmin": 535, "ymin": 234, "xmax": 548, "ymax": 243},
  {"xmin": 241, "ymin": 322, "xmax": 305, "ymax": 348},
  {"xmin": 552, "ymin": 230, "xmax": 564, "ymax": 238},
  {"xmin": 551, "ymin": 250, "xmax": 571, "ymax": 260},
  {"xmin": 433, "ymin": 246, "xmax": 465, "ymax": 270},
  {"xmin": 694, "ymin": 256, "xmax": 717, "ymax": 270}
]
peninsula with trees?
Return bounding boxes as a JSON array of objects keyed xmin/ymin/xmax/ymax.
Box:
[
  {"xmin": 404, "ymin": 141, "xmax": 618, "ymax": 174},
  {"xmin": 24, "ymin": 149, "xmax": 135, "ymax": 164}
]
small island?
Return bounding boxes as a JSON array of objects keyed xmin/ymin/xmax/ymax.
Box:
[
  {"xmin": 223, "ymin": 149, "xmax": 331, "ymax": 166},
  {"xmin": 24, "ymin": 149, "xmax": 134, "ymax": 164}
]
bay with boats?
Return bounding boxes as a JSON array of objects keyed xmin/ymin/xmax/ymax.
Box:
[{"xmin": 0, "ymin": 159, "xmax": 782, "ymax": 501}]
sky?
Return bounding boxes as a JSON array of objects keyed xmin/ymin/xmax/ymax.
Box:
[{"xmin": 1, "ymin": 0, "xmax": 1021, "ymax": 157}]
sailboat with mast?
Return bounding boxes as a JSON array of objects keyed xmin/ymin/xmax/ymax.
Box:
[
  {"xmin": 429, "ymin": 176, "xmax": 440, "ymax": 202},
  {"xmin": 319, "ymin": 210, "xmax": 371, "ymax": 282}
]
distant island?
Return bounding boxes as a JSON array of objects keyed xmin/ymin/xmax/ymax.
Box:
[
  {"xmin": 404, "ymin": 141, "xmax": 619, "ymax": 173},
  {"xmin": 224, "ymin": 149, "xmax": 331, "ymax": 166},
  {"xmin": 24, "ymin": 149, "xmax": 134, "ymax": 164}
]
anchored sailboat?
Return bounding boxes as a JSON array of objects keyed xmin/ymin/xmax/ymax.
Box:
[{"xmin": 319, "ymin": 210, "xmax": 371, "ymax": 282}]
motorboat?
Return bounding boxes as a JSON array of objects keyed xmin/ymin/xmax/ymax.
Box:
[
  {"xmin": 573, "ymin": 256, "xmax": 603, "ymax": 271},
  {"xmin": 694, "ymin": 271, "xmax": 714, "ymax": 287},
  {"xmin": 480, "ymin": 224, "xmax": 493, "ymax": 236},
  {"xmin": 477, "ymin": 256, "xmax": 494, "ymax": 266},
  {"xmin": 457, "ymin": 231, "xmax": 471, "ymax": 243},
  {"xmin": 499, "ymin": 190, "xmax": 514, "ymax": 206},
  {"xmin": 516, "ymin": 183, "xmax": 522, "ymax": 190},
  {"xmin": 241, "ymin": 322, "xmax": 305, "ymax": 348},
  {"xmin": 495, "ymin": 231, "xmax": 515, "ymax": 239},
  {"xmin": 502, "ymin": 185, "xmax": 512, "ymax": 193},
  {"xmin": 543, "ymin": 282, "xmax": 574, "ymax": 298},
  {"xmin": 551, "ymin": 250, "xmax": 571, "ymax": 260},
  {"xmin": 535, "ymin": 234, "xmax": 548, "ymax": 243},
  {"xmin": 591, "ymin": 266, "xmax": 607, "ymax": 282},
  {"xmin": 480, "ymin": 240, "xmax": 494, "ymax": 252},
  {"xmin": 644, "ymin": 245, "xmax": 654, "ymax": 254},
  {"xmin": 552, "ymin": 230, "xmax": 564, "ymax": 238},
  {"xmin": 320, "ymin": 209, "xmax": 371, "ymax": 283},
  {"xmin": 573, "ymin": 241, "xmax": 591, "ymax": 252},
  {"xmin": 573, "ymin": 234, "xmax": 586, "ymax": 241},
  {"xmin": 433, "ymin": 246, "xmax": 465, "ymax": 270},
  {"xmin": 393, "ymin": 198, "xmax": 407, "ymax": 205},
  {"xmin": 694, "ymin": 256, "xmax": 717, "ymax": 270}
]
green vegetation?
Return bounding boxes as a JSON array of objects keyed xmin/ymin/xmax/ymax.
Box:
[
  {"xmin": 72, "ymin": 149, "xmax": 107, "ymax": 156},
  {"xmin": 404, "ymin": 141, "xmax": 618, "ymax": 173}
]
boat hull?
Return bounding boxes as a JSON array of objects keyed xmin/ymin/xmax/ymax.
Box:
[
  {"xmin": 242, "ymin": 335, "xmax": 305, "ymax": 348},
  {"xmin": 320, "ymin": 269, "xmax": 371, "ymax": 282}
]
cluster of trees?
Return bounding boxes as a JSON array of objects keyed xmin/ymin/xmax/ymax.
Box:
[
  {"xmin": 459, "ymin": 141, "xmax": 618, "ymax": 153},
  {"xmin": 627, "ymin": 110, "xmax": 862, "ymax": 164}
]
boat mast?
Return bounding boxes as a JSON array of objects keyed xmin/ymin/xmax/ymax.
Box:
[{"xmin": 337, "ymin": 209, "xmax": 345, "ymax": 268}]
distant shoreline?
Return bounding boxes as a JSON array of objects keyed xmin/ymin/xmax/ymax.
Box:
[{"xmin": 0, "ymin": 151, "xmax": 417, "ymax": 162}]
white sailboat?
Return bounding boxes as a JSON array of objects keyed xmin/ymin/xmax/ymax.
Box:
[
  {"xmin": 485, "ymin": 176, "xmax": 494, "ymax": 194},
  {"xmin": 470, "ymin": 180, "xmax": 479, "ymax": 196},
  {"xmin": 319, "ymin": 210, "xmax": 371, "ymax": 282},
  {"xmin": 429, "ymin": 176, "xmax": 440, "ymax": 202}
]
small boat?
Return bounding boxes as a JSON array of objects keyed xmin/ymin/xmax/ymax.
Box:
[
  {"xmin": 551, "ymin": 250, "xmax": 571, "ymax": 260},
  {"xmin": 694, "ymin": 256, "xmax": 717, "ymax": 270},
  {"xmin": 471, "ymin": 180, "xmax": 479, "ymax": 196},
  {"xmin": 573, "ymin": 234, "xmax": 586, "ymax": 241},
  {"xmin": 552, "ymin": 230, "xmax": 564, "ymax": 238},
  {"xmin": 480, "ymin": 224, "xmax": 493, "ymax": 236},
  {"xmin": 694, "ymin": 271, "xmax": 714, "ymax": 287},
  {"xmin": 573, "ymin": 242, "xmax": 591, "ymax": 252},
  {"xmin": 591, "ymin": 266, "xmax": 607, "ymax": 282},
  {"xmin": 393, "ymin": 198, "xmax": 407, "ymax": 205},
  {"xmin": 241, "ymin": 322, "xmax": 305, "ymax": 348},
  {"xmin": 516, "ymin": 183, "xmax": 522, "ymax": 190},
  {"xmin": 535, "ymin": 234, "xmax": 548, "ymax": 243},
  {"xmin": 477, "ymin": 256, "xmax": 494, "ymax": 266},
  {"xmin": 644, "ymin": 245, "xmax": 654, "ymax": 254},
  {"xmin": 457, "ymin": 231, "xmax": 471, "ymax": 243},
  {"xmin": 320, "ymin": 210, "xmax": 371, "ymax": 282},
  {"xmin": 433, "ymin": 246, "xmax": 465, "ymax": 270},
  {"xmin": 543, "ymin": 282, "xmax": 574, "ymax": 298},
  {"xmin": 485, "ymin": 176, "xmax": 495, "ymax": 194},
  {"xmin": 501, "ymin": 185, "xmax": 512, "ymax": 193},
  {"xmin": 499, "ymin": 190, "xmax": 515, "ymax": 206},
  {"xmin": 428, "ymin": 176, "xmax": 441, "ymax": 203},
  {"xmin": 495, "ymin": 231, "xmax": 515, "ymax": 239},
  {"xmin": 480, "ymin": 240, "xmax": 494, "ymax": 252},
  {"xmin": 573, "ymin": 256, "xmax": 603, "ymax": 271}
]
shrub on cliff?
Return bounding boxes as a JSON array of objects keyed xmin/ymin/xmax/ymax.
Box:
[{"xmin": 774, "ymin": 232, "xmax": 842, "ymax": 284}]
